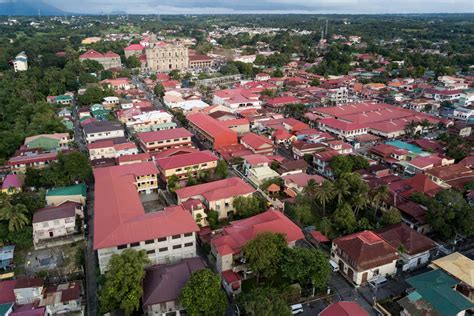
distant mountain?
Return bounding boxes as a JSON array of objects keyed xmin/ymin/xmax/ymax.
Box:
[{"xmin": 0, "ymin": 0, "xmax": 66, "ymax": 16}]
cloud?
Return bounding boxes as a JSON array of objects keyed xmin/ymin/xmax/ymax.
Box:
[{"xmin": 45, "ymin": 0, "xmax": 474, "ymax": 14}]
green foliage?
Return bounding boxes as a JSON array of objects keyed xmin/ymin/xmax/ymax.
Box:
[
  {"xmin": 294, "ymin": 203, "xmax": 315, "ymax": 226},
  {"xmin": 437, "ymin": 133, "xmax": 473, "ymax": 162},
  {"xmin": 153, "ymin": 83, "xmax": 165, "ymax": 98},
  {"xmin": 25, "ymin": 151, "xmax": 92, "ymax": 188},
  {"xmin": 333, "ymin": 203, "xmax": 357, "ymax": 235},
  {"xmin": 281, "ymin": 247, "xmax": 330, "ymax": 289},
  {"xmin": 271, "ymin": 69, "xmax": 284, "ymax": 78},
  {"xmin": 126, "ymin": 55, "xmax": 141, "ymax": 68},
  {"xmin": 381, "ymin": 207, "xmax": 402, "ymax": 226},
  {"xmin": 261, "ymin": 177, "xmax": 284, "ymax": 191},
  {"xmin": 215, "ymin": 160, "xmax": 228, "ymax": 179},
  {"xmin": 329, "ymin": 155, "xmax": 369, "ymax": 178},
  {"xmin": 0, "ymin": 195, "xmax": 30, "ymax": 232},
  {"xmin": 239, "ymin": 287, "xmax": 291, "ymax": 316},
  {"xmin": 243, "ymin": 232, "xmax": 287, "ymax": 283},
  {"xmin": 281, "ymin": 103, "xmax": 307, "ymax": 120},
  {"xmin": 169, "ymin": 69, "xmax": 181, "ymax": 80},
  {"xmin": 233, "ymin": 195, "xmax": 266, "ymax": 219},
  {"xmin": 99, "ymin": 249, "xmax": 150, "ymax": 315},
  {"xmin": 78, "ymin": 86, "xmax": 106, "ymax": 105},
  {"xmin": 167, "ymin": 175, "xmax": 180, "ymax": 192},
  {"xmin": 180, "ymin": 269, "xmax": 227, "ymax": 316},
  {"xmin": 415, "ymin": 190, "xmax": 474, "ymax": 239},
  {"xmin": 207, "ymin": 210, "xmax": 219, "ymax": 229}
]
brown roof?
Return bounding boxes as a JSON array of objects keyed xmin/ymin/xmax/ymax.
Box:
[
  {"xmin": 142, "ymin": 257, "xmax": 206, "ymax": 306},
  {"xmin": 333, "ymin": 230, "xmax": 399, "ymax": 271},
  {"xmin": 33, "ymin": 203, "xmax": 78, "ymax": 223},
  {"xmin": 15, "ymin": 277, "xmax": 44, "ymax": 289},
  {"xmin": 426, "ymin": 164, "xmax": 474, "ymax": 182},
  {"xmin": 397, "ymin": 201, "xmax": 427, "ymax": 225},
  {"xmin": 376, "ymin": 223, "xmax": 436, "ymax": 255}
]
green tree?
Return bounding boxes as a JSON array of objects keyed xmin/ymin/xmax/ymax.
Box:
[
  {"xmin": 207, "ymin": 210, "xmax": 219, "ymax": 229},
  {"xmin": 153, "ymin": 83, "xmax": 165, "ymax": 99},
  {"xmin": 281, "ymin": 247, "xmax": 330, "ymax": 290},
  {"xmin": 167, "ymin": 175, "xmax": 180, "ymax": 192},
  {"xmin": 294, "ymin": 203, "xmax": 314, "ymax": 225},
  {"xmin": 169, "ymin": 69, "xmax": 181, "ymax": 80},
  {"xmin": 329, "ymin": 156, "xmax": 353, "ymax": 178},
  {"xmin": 126, "ymin": 55, "xmax": 141, "ymax": 68},
  {"xmin": 271, "ymin": 69, "xmax": 284, "ymax": 78},
  {"xmin": 180, "ymin": 269, "xmax": 227, "ymax": 316},
  {"xmin": 239, "ymin": 287, "xmax": 291, "ymax": 316},
  {"xmin": 0, "ymin": 202, "xmax": 30, "ymax": 232},
  {"xmin": 78, "ymin": 86, "xmax": 105, "ymax": 105},
  {"xmin": 381, "ymin": 207, "xmax": 402, "ymax": 226},
  {"xmin": 215, "ymin": 160, "xmax": 228, "ymax": 179},
  {"xmin": 99, "ymin": 249, "xmax": 150, "ymax": 315},
  {"xmin": 313, "ymin": 181, "xmax": 335, "ymax": 217},
  {"xmin": 233, "ymin": 195, "xmax": 265, "ymax": 218},
  {"xmin": 333, "ymin": 203, "xmax": 356, "ymax": 235},
  {"xmin": 243, "ymin": 232, "xmax": 287, "ymax": 283}
]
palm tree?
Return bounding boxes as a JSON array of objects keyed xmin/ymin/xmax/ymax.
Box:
[
  {"xmin": 371, "ymin": 185, "xmax": 389, "ymax": 210},
  {"xmin": 303, "ymin": 179, "xmax": 319, "ymax": 196},
  {"xmin": 404, "ymin": 120, "xmax": 417, "ymax": 137},
  {"xmin": 333, "ymin": 178, "xmax": 350, "ymax": 207},
  {"xmin": 314, "ymin": 181, "xmax": 335, "ymax": 217},
  {"xmin": 0, "ymin": 203, "xmax": 29, "ymax": 232}
]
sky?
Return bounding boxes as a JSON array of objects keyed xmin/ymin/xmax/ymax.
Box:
[{"xmin": 28, "ymin": 0, "xmax": 474, "ymax": 14}]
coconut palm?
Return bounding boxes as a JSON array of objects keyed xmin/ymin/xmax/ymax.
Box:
[
  {"xmin": 371, "ymin": 185, "xmax": 389, "ymax": 210},
  {"xmin": 313, "ymin": 181, "xmax": 335, "ymax": 217},
  {"xmin": 0, "ymin": 203, "xmax": 30, "ymax": 232},
  {"xmin": 333, "ymin": 178, "xmax": 350, "ymax": 207},
  {"xmin": 303, "ymin": 179, "xmax": 319, "ymax": 196}
]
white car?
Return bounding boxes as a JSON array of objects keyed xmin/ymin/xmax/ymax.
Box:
[{"xmin": 291, "ymin": 304, "xmax": 303, "ymax": 315}]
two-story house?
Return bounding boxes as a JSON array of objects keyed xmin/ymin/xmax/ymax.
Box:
[
  {"xmin": 176, "ymin": 177, "xmax": 255, "ymax": 220},
  {"xmin": 155, "ymin": 150, "xmax": 218, "ymax": 183},
  {"xmin": 82, "ymin": 121, "xmax": 125, "ymax": 144},
  {"xmin": 32, "ymin": 202, "xmax": 83, "ymax": 249},
  {"xmin": 137, "ymin": 128, "xmax": 193, "ymax": 153},
  {"xmin": 331, "ymin": 231, "xmax": 399, "ymax": 286}
]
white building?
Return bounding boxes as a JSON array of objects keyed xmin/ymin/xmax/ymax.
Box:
[
  {"xmin": 93, "ymin": 163, "xmax": 199, "ymax": 273},
  {"xmin": 13, "ymin": 51, "xmax": 28, "ymax": 72},
  {"xmin": 331, "ymin": 231, "xmax": 399, "ymax": 286},
  {"xmin": 126, "ymin": 110, "xmax": 174, "ymax": 133}
]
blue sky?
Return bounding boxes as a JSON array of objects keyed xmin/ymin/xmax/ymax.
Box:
[{"xmin": 41, "ymin": 0, "xmax": 474, "ymax": 14}]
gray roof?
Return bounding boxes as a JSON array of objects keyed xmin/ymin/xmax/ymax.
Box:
[
  {"xmin": 83, "ymin": 121, "xmax": 123, "ymax": 134},
  {"xmin": 142, "ymin": 257, "xmax": 206, "ymax": 306}
]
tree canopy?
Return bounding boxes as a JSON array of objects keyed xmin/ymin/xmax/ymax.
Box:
[
  {"xmin": 99, "ymin": 249, "xmax": 150, "ymax": 315},
  {"xmin": 180, "ymin": 269, "xmax": 227, "ymax": 316}
]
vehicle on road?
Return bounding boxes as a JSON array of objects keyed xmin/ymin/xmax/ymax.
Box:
[
  {"xmin": 291, "ymin": 304, "xmax": 304, "ymax": 315},
  {"xmin": 329, "ymin": 260, "xmax": 339, "ymax": 272}
]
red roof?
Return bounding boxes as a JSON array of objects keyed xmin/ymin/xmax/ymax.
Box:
[
  {"xmin": 79, "ymin": 49, "xmax": 119, "ymax": 59},
  {"xmin": 320, "ymin": 301, "xmax": 369, "ymax": 316},
  {"xmin": 186, "ymin": 113, "xmax": 238, "ymax": 147},
  {"xmin": 116, "ymin": 152, "xmax": 150, "ymax": 164},
  {"xmin": 319, "ymin": 118, "xmax": 367, "ymax": 131},
  {"xmin": 124, "ymin": 44, "xmax": 144, "ymax": 51},
  {"xmin": 0, "ymin": 280, "xmax": 16, "ymax": 304},
  {"xmin": 310, "ymin": 231, "xmax": 330, "ymax": 243},
  {"xmin": 240, "ymin": 133, "xmax": 273, "ymax": 150},
  {"xmin": 266, "ymin": 96, "xmax": 299, "ymax": 107},
  {"xmin": 211, "ymin": 210, "xmax": 304, "ymax": 256},
  {"xmin": 176, "ymin": 177, "xmax": 255, "ymax": 202},
  {"xmin": 333, "ymin": 230, "xmax": 399, "ymax": 271},
  {"xmin": 93, "ymin": 162, "xmax": 199, "ymax": 249},
  {"xmin": 137, "ymin": 128, "xmax": 193, "ymax": 143},
  {"xmin": 222, "ymin": 270, "xmax": 241, "ymax": 284},
  {"xmin": 155, "ymin": 150, "xmax": 218, "ymax": 171}
]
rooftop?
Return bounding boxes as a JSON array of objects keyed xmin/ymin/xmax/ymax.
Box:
[
  {"xmin": 93, "ymin": 162, "xmax": 199, "ymax": 249},
  {"xmin": 137, "ymin": 128, "xmax": 193, "ymax": 143},
  {"xmin": 176, "ymin": 177, "xmax": 255, "ymax": 202},
  {"xmin": 46, "ymin": 183, "xmax": 86, "ymax": 198},
  {"xmin": 431, "ymin": 252, "xmax": 474, "ymax": 287},
  {"xmin": 376, "ymin": 223, "xmax": 436, "ymax": 255},
  {"xmin": 155, "ymin": 150, "xmax": 218, "ymax": 171}
]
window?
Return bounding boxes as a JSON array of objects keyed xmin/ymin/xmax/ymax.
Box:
[
  {"xmin": 145, "ymin": 239, "xmax": 154, "ymax": 245},
  {"xmin": 173, "ymin": 244, "xmax": 182, "ymax": 249},
  {"xmin": 117, "ymin": 244, "xmax": 127, "ymax": 250},
  {"xmin": 157, "ymin": 237, "xmax": 167, "ymax": 242},
  {"xmin": 159, "ymin": 247, "xmax": 168, "ymax": 252},
  {"xmin": 130, "ymin": 242, "xmax": 140, "ymax": 247},
  {"xmin": 184, "ymin": 242, "xmax": 193, "ymax": 247},
  {"xmin": 172, "ymin": 234, "xmax": 181, "ymax": 239},
  {"xmin": 147, "ymin": 250, "xmax": 155, "ymax": 254},
  {"xmin": 184, "ymin": 232, "xmax": 193, "ymax": 237}
]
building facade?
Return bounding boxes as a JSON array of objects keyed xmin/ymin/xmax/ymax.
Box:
[{"xmin": 145, "ymin": 43, "xmax": 189, "ymax": 72}]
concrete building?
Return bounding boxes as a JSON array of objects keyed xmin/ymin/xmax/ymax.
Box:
[
  {"xmin": 24, "ymin": 133, "xmax": 71, "ymax": 151},
  {"xmin": 87, "ymin": 138, "xmax": 138, "ymax": 160},
  {"xmin": 145, "ymin": 42, "xmax": 189, "ymax": 72},
  {"xmin": 125, "ymin": 110, "xmax": 175, "ymax": 133},
  {"xmin": 13, "ymin": 277, "xmax": 44, "ymax": 305},
  {"xmin": 93, "ymin": 162, "xmax": 199, "ymax": 273},
  {"xmin": 186, "ymin": 113, "xmax": 238, "ymax": 149},
  {"xmin": 331, "ymin": 231, "xmax": 399, "ymax": 286},
  {"xmin": 155, "ymin": 150, "xmax": 218, "ymax": 182},
  {"xmin": 79, "ymin": 50, "xmax": 121, "ymax": 70},
  {"xmin": 137, "ymin": 128, "xmax": 193, "ymax": 153},
  {"xmin": 45, "ymin": 183, "xmax": 87, "ymax": 207},
  {"xmin": 82, "ymin": 121, "xmax": 125, "ymax": 144},
  {"xmin": 32, "ymin": 202, "xmax": 83, "ymax": 248},
  {"xmin": 13, "ymin": 51, "xmax": 28, "ymax": 72},
  {"xmin": 176, "ymin": 177, "xmax": 255, "ymax": 220}
]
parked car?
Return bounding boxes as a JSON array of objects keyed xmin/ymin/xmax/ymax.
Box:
[{"xmin": 290, "ymin": 304, "xmax": 303, "ymax": 315}]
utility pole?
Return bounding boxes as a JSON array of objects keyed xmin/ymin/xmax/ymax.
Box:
[{"xmin": 325, "ymin": 20, "xmax": 328, "ymax": 37}]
